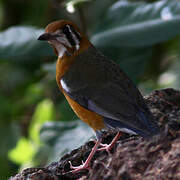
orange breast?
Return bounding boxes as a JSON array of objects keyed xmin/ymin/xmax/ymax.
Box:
[{"xmin": 63, "ymin": 92, "xmax": 105, "ymax": 131}]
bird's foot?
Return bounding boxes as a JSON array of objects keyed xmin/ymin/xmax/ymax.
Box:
[
  {"xmin": 92, "ymin": 140, "xmax": 112, "ymax": 153},
  {"xmin": 97, "ymin": 132, "xmax": 122, "ymax": 153},
  {"xmin": 97, "ymin": 143, "xmax": 114, "ymax": 154},
  {"xmin": 69, "ymin": 160, "xmax": 91, "ymax": 173},
  {"xmin": 68, "ymin": 139, "xmax": 101, "ymax": 173}
]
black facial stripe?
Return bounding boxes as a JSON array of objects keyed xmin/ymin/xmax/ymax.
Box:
[
  {"xmin": 62, "ymin": 25, "xmax": 75, "ymax": 46},
  {"xmin": 62, "ymin": 25, "xmax": 81, "ymax": 46},
  {"xmin": 70, "ymin": 25, "xmax": 81, "ymax": 41}
]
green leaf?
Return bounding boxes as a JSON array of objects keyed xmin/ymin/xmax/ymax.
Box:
[
  {"xmin": 0, "ymin": 122, "xmax": 20, "ymax": 156},
  {"xmin": 40, "ymin": 120, "xmax": 94, "ymax": 162},
  {"xmin": 29, "ymin": 99, "xmax": 55, "ymax": 144},
  {"xmin": 0, "ymin": 122, "xmax": 21, "ymax": 178},
  {"xmin": 23, "ymin": 0, "xmax": 49, "ymax": 26},
  {"xmin": 0, "ymin": 64, "xmax": 34, "ymax": 94},
  {"xmin": 83, "ymin": 0, "xmax": 116, "ymax": 31},
  {"xmin": 42, "ymin": 62, "xmax": 57, "ymax": 77},
  {"xmin": 8, "ymin": 137, "xmax": 36, "ymax": 165},
  {"xmin": 24, "ymin": 83, "xmax": 44, "ymax": 105},
  {"xmin": 159, "ymin": 58, "xmax": 180, "ymax": 89},
  {"xmin": 91, "ymin": 0, "xmax": 180, "ymax": 47},
  {"xmin": 0, "ymin": 26, "xmax": 54, "ymax": 62},
  {"xmin": 57, "ymin": 100, "xmax": 76, "ymax": 122}
]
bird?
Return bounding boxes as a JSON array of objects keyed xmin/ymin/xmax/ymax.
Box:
[{"xmin": 38, "ymin": 20, "xmax": 159, "ymax": 173}]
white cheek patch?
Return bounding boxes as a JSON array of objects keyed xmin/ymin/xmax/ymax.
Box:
[
  {"xmin": 57, "ymin": 35, "xmax": 72, "ymax": 48},
  {"xmin": 60, "ymin": 79, "xmax": 71, "ymax": 93},
  {"xmin": 49, "ymin": 39, "xmax": 67, "ymax": 58},
  {"xmin": 56, "ymin": 44, "xmax": 67, "ymax": 58}
]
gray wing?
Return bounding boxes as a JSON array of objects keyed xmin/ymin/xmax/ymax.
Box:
[{"xmin": 60, "ymin": 46, "xmax": 151, "ymax": 131}]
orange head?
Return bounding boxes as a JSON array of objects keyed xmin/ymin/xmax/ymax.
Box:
[{"xmin": 38, "ymin": 20, "xmax": 90, "ymax": 58}]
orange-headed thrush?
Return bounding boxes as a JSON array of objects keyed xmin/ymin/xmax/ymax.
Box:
[{"xmin": 38, "ymin": 20, "xmax": 159, "ymax": 173}]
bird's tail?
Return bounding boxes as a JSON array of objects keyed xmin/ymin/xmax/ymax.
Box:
[
  {"xmin": 135, "ymin": 111, "xmax": 160, "ymax": 138},
  {"xmin": 104, "ymin": 111, "xmax": 160, "ymax": 139}
]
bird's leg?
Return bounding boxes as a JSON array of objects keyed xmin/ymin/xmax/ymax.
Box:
[
  {"xmin": 69, "ymin": 138, "xmax": 102, "ymax": 173},
  {"xmin": 97, "ymin": 132, "xmax": 121, "ymax": 153}
]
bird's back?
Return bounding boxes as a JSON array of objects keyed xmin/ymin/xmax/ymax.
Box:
[{"xmin": 61, "ymin": 46, "xmax": 159, "ymax": 138}]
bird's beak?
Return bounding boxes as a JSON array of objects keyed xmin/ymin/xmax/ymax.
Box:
[{"xmin": 38, "ymin": 33, "xmax": 55, "ymax": 41}]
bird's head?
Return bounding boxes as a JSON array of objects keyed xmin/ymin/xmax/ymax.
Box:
[{"xmin": 38, "ymin": 20, "xmax": 90, "ymax": 58}]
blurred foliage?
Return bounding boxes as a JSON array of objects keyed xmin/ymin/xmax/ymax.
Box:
[{"xmin": 0, "ymin": 0, "xmax": 180, "ymax": 179}]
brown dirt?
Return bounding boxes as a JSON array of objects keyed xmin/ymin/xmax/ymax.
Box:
[{"xmin": 9, "ymin": 88, "xmax": 180, "ymax": 180}]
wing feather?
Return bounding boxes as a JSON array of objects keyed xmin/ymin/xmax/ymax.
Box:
[{"xmin": 61, "ymin": 46, "xmax": 158, "ymax": 135}]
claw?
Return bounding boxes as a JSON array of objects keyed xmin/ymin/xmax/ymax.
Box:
[
  {"xmin": 99, "ymin": 143, "xmax": 108, "ymax": 148},
  {"xmin": 69, "ymin": 161, "xmax": 74, "ymax": 169},
  {"xmin": 69, "ymin": 160, "xmax": 90, "ymax": 173},
  {"xmin": 68, "ymin": 139, "xmax": 102, "ymax": 173},
  {"xmin": 97, "ymin": 143, "xmax": 112, "ymax": 154},
  {"xmin": 97, "ymin": 132, "xmax": 122, "ymax": 154}
]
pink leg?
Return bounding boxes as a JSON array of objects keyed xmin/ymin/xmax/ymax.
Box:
[
  {"xmin": 69, "ymin": 138, "xmax": 102, "ymax": 173},
  {"xmin": 97, "ymin": 132, "xmax": 121, "ymax": 153}
]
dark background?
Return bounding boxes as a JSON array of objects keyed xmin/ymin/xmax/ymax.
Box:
[{"xmin": 0, "ymin": 0, "xmax": 180, "ymax": 179}]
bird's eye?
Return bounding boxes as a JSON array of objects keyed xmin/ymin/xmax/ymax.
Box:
[{"xmin": 62, "ymin": 25, "xmax": 71, "ymax": 35}]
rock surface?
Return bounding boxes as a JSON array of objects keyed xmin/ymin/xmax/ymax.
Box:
[{"xmin": 9, "ymin": 88, "xmax": 180, "ymax": 180}]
